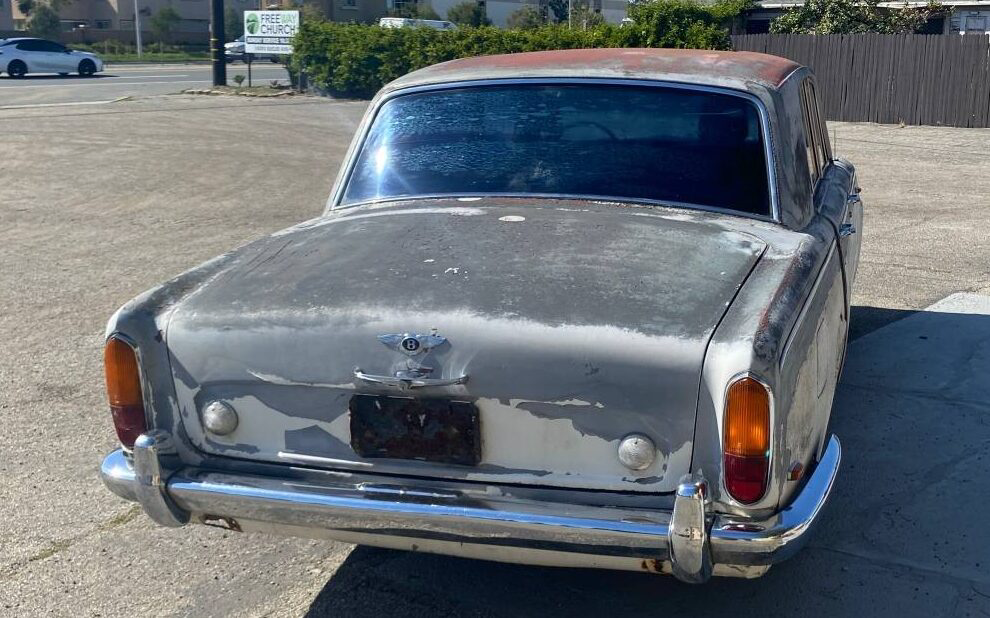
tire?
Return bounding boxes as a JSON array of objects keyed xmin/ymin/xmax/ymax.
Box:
[
  {"xmin": 78, "ymin": 59, "xmax": 96, "ymax": 77},
  {"xmin": 7, "ymin": 60, "xmax": 27, "ymax": 78},
  {"xmin": 270, "ymin": 57, "xmax": 279, "ymax": 64}
]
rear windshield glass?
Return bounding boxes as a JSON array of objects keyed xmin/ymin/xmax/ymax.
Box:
[{"xmin": 341, "ymin": 84, "xmax": 771, "ymax": 216}]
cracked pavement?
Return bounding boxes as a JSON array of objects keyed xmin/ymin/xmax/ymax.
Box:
[{"xmin": 0, "ymin": 95, "xmax": 988, "ymax": 616}]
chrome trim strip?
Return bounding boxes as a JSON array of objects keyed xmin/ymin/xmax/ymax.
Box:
[
  {"xmin": 100, "ymin": 433, "xmax": 841, "ymax": 583},
  {"xmin": 327, "ymin": 77, "xmax": 781, "ymax": 224},
  {"xmin": 353, "ymin": 368, "xmax": 469, "ymax": 388}
]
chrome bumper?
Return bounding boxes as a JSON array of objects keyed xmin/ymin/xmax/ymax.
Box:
[{"xmin": 101, "ymin": 431, "xmax": 840, "ymax": 583}]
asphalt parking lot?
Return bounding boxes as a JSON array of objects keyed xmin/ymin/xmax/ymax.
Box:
[
  {"xmin": 0, "ymin": 94, "xmax": 988, "ymax": 617},
  {"xmin": 0, "ymin": 63, "xmax": 289, "ymax": 107}
]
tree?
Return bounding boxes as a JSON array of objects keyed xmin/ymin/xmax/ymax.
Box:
[
  {"xmin": 28, "ymin": 3, "xmax": 61, "ymax": 40},
  {"xmin": 546, "ymin": 0, "xmax": 568, "ymax": 23},
  {"xmin": 506, "ymin": 5, "xmax": 545, "ymax": 29},
  {"xmin": 225, "ymin": 7, "xmax": 244, "ymax": 42},
  {"xmin": 770, "ymin": 0, "xmax": 944, "ymax": 34},
  {"xmin": 570, "ymin": 2, "xmax": 605, "ymax": 28},
  {"xmin": 446, "ymin": 1, "xmax": 489, "ymax": 26},
  {"xmin": 624, "ymin": 0, "xmax": 732, "ymax": 49},
  {"xmin": 388, "ymin": 1, "xmax": 441, "ymax": 19},
  {"xmin": 17, "ymin": 0, "xmax": 35, "ymax": 16},
  {"xmin": 150, "ymin": 6, "xmax": 181, "ymax": 44}
]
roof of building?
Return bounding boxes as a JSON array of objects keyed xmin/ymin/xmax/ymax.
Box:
[{"xmin": 384, "ymin": 48, "xmax": 803, "ymax": 94}]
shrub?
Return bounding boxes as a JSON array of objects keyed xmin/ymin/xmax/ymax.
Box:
[
  {"xmin": 770, "ymin": 0, "xmax": 944, "ymax": 34},
  {"xmin": 293, "ymin": 0, "xmax": 743, "ymax": 99}
]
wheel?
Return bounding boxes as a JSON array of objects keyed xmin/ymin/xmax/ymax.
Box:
[
  {"xmin": 7, "ymin": 60, "xmax": 27, "ymax": 78},
  {"xmin": 270, "ymin": 57, "xmax": 279, "ymax": 64},
  {"xmin": 78, "ymin": 59, "xmax": 96, "ymax": 77}
]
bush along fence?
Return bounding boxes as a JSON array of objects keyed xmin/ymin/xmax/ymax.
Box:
[
  {"xmin": 733, "ymin": 33, "xmax": 990, "ymax": 128},
  {"xmin": 291, "ymin": 0, "xmax": 744, "ymax": 98}
]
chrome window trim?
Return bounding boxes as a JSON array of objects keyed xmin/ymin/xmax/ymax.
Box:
[{"xmin": 327, "ymin": 77, "xmax": 782, "ymax": 224}]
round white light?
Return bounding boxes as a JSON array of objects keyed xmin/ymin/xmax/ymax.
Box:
[
  {"xmin": 202, "ymin": 401, "xmax": 238, "ymax": 435},
  {"xmin": 617, "ymin": 434, "xmax": 656, "ymax": 471}
]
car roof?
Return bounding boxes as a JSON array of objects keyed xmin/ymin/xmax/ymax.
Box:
[
  {"xmin": 383, "ymin": 48, "xmax": 802, "ymax": 95},
  {"xmin": 1, "ymin": 37, "xmax": 53, "ymax": 45}
]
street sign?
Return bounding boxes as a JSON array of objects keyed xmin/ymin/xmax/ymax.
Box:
[{"xmin": 244, "ymin": 10, "xmax": 299, "ymax": 55}]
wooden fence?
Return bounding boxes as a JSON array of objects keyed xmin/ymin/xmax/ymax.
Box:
[{"xmin": 731, "ymin": 34, "xmax": 990, "ymax": 128}]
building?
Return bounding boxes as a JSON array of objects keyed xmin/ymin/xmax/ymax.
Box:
[{"xmin": 745, "ymin": 0, "xmax": 990, "ymax": 35}]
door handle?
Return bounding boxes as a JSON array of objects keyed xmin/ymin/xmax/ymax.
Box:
[
  {"xmin": 839, "ymin": 223, "xmax": 857, "ymax": 237},
  {"xmin": 847, "ymin": 194, "xmax": 862, "ymax": 205}
]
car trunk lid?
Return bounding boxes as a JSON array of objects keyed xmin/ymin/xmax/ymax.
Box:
[{"xmin": 166, "ymin": 198, "xmax": 765, "ymax": 493}]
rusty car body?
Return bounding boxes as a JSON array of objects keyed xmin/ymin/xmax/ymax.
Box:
[{"xmin": 100, "ymin": 48, "xmax": 862, "ymax": 583}]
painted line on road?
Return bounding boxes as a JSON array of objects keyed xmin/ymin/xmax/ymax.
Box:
[
  {"xmin": 0, "ymin": 97, "xmax": 128, "ymax": 110},
  {"xmin": 0, "ymin": 79, "xmax": 213, "ymax": 89},
  {"xmin": 105, "ymin": 74, "xmax": 191, "ymax": 79}
]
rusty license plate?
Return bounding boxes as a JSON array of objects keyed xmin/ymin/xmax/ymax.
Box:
[{"xmin": 349, "ymin": 395, "xmax": 481, "ymax": 466}]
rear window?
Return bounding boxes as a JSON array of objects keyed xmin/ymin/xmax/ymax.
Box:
[{"xmin": 341, "ymin": 84, "xmax": 772, "ymax": 217}]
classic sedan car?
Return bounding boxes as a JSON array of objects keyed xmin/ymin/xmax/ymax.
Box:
[{"xmin": 100, "ymin": 48, "xmax": 862, "ymax": 583}]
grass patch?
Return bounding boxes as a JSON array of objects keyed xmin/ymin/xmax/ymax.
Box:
[
  {"xmin": 99, "ymin": 505, "xmax": 142, "ymax": 531},
  {"xmin": 27, "ymin": 539, "xmax": 72, "ymax": 563}
]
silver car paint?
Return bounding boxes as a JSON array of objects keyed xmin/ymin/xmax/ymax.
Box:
[
  {"xmin": 103, "ymin": 68, "xmax": 858, "ymax": 518},
  {"xmin": 163, "ymin": 199, "xmax": 765, "ymax": 492}
]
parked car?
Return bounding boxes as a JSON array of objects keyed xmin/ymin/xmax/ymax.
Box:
[
  {"xmin": 224, "ymin": 36, "xmax": 280, "ymax": 64},
  {"xmin": 0, "ymin": 37, "xmax": 103, "ymax": 77},
  {"xmin": 378, "ymin": 16, "xmax": 456, "ymax": 29},
  {"xmin": 100, "ymin": 48, "xmax": 862, "ymax": 583}
]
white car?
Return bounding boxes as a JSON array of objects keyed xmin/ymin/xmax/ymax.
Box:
[
  {"xmin": 0, "ymin": 37, "xmax": 104, "ymax": 77},
  {"xmin": 378, "ymin": 17, "xmax": 456, "ymax": 30}
]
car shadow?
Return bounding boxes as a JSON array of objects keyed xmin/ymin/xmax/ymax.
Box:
[{"xmin": 300, "ymin": 304, "xmax": 990, "ymax": 617}]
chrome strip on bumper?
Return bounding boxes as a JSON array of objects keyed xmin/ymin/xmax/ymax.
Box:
[{"xmin": 101, "ymin": 434, "xmax": 840, "ymax": 583}]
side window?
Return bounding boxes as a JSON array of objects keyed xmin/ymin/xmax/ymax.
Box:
[
  {"xmin": 806, "ymin": 81, "xmax": 830, "ymax": 170},
  {"xmin": 799, "ymin": 80, "xmax": 819, "ymax": 185},
  {"xmin": 40, "ymin": 41, "xmax": 66, "ymax": 53},
  {"xmin": 17, "ymin": 40, "xmax": 43, "ymax": 51}
]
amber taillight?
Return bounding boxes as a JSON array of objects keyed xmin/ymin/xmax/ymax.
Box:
[
  {"xmin": 723, "ymin": 376, "xmax": 771, "ymax": 504},
  {"xmin": 104, "ymin": 336, "xmax": 147, "ymax": 448}
]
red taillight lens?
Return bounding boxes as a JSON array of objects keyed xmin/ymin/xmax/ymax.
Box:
[
  {"xmin": 723, "ymin": 376, "xmax": 770, "ymax": 504},
  {"xmin": 104, "ymin": 336, "xmax": 146, "ymax": 448}
]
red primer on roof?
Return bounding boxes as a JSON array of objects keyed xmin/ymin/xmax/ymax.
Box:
[{"xmin": 393, "ymin": 48, "xmax": 802, "ymax": 90}]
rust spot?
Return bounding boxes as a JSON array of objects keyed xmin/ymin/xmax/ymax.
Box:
[
  {"xmin": 641, "ymin": 559, "xmax": 665, "ymax": 573},
  {"xmin": 400, "ymin": 49, "xmax": 800, "ymax": 90},
  {"xmin": 202, "ymin": 515, "xmax": 242, "ymax": 532}
]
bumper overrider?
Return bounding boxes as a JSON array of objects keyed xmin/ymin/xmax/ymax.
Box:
[{"xmin": 101, "ymin": 431, "xmax": 840, "ymax": 583}]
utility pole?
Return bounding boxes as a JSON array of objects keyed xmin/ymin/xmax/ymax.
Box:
[
  {"xmin": 210, "ymin": 0, "xmax": 226, "ymax": 86},
  {"xmin": 132, "ymin": 0, "xmax": 142, "ymax": 58}
]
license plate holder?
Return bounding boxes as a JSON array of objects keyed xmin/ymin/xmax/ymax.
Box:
[{"xmin": 349, "ymin": 395, "xmax": 481, "ymax": 466}]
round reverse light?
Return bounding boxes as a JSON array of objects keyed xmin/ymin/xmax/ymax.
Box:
[
  {"xmin": 617, "ymin": 434, "xmax": 656, "ymax": 471},
  {"xmin": 202, "ymin": 401, "xmax": 238, "ymax": 435}
]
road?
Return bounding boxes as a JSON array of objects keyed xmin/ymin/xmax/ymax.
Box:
[
  {"xmin": 0, "ymin": 95, "xmax": 988, "ymax": 617},
  {"xmin": 0, "ymin": 62, "xmax": 289, "ymax": 107}
]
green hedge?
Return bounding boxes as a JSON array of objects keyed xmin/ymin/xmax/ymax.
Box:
[{"xmin": 293, "ymin": 0, "xmax": 740, "ymax": 98}]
